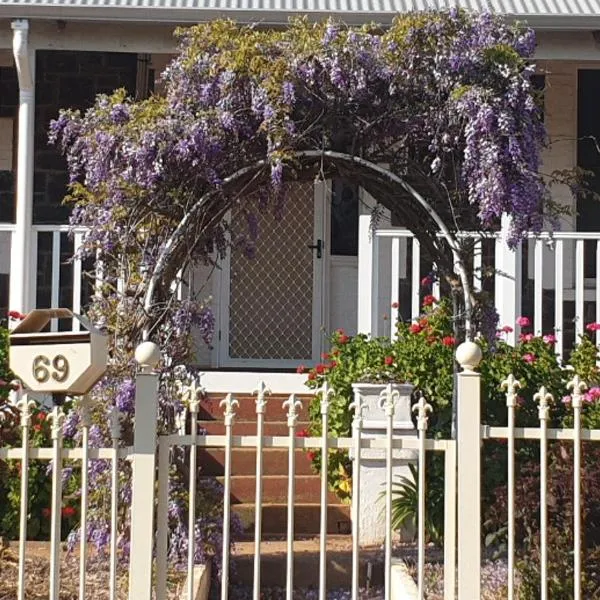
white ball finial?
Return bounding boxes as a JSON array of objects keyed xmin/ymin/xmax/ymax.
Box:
[
  {"xmin": 135, "ymin": 341, "xmax": 161, "ymax": 372},
  {"xmin": 455, "ymin": 341, "xmax": 482, "ymax": 372}
]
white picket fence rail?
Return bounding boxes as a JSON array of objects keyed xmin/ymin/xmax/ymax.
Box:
[
  {"xmin": 2, "ymin": 342, "xmax": 600, "ymax": 599},
  {"xmin": 358, "ymin": 226, "xmax": 600, "ymax": 359}
]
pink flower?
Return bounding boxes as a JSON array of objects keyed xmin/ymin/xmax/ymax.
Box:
[
  {"xmin": 391, "ymin": 302, "xmax": 399, "ymax": 309},
  {"xmin": 543, "ymin": 334, "xmax": 557, "ymax": 345},
  {"xmin": 584, "ymin": 387, "xmax": 600, "ymax": 403},
  {"xmin": 519, "ymin": 333, "xmax": 534, "ymax": 343},
  {"xmin": 586, "ymin": 322, "xmax": 600, "ymax": 332},
  {"xmin": 522, "ymin": 353, "xmax": 536, "ymax": 363},
  {"xmin": 8, "ymin": 310, "xmax": 25, "ymax": 320},
  {"xmin": 562, "ymin": 395, "xmax": 572, "ymax": 405},
  {"xmin": 516, "ymin": 316, "xmax": 530, "ymax": 327},
  {"xmin": 421, "ymin": 276, "xmax": 433, "ymax": 287},
  {"xmin": 296, "ymin": 365, "xmax": 306, "ymax": 374},
  {"xmin": 500, "ymin": 325, "xmax": 514, "ymax": 334}
]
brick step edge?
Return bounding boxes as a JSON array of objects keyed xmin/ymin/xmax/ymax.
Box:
[{"xmin": 233, "ymin": 503, "xmax": 351, "ymax": 535}]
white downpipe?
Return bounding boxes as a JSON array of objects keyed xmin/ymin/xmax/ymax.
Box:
[{"xmin": 9, "ymin": 19, "xmax": 35, "ymax": 318}]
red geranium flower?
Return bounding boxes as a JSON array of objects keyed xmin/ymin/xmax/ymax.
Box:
[
  {"xmin": 442, "ymin": 336, "xmax": 456, "ymax": 347},
  {"xmin": 315, "ymin": 363, "xmax": 326, "ymax": 375},
  {"xmin": 62, "ymin": 506, "xmax": 76, "ymax": 518},
  {"xmin": 329, "ymin": 361, "xmax": 337, "ymax": 369},
  {"xmin": 307, "ymin": 372, "xmax": 316, "ymax": 381},
  {"xmin": 306, "ymin": 451, "xmax": 316, "ymax": 462},
  {"xmin": 296, "ymin": 365, "xmax": 306, "ymax": 374},
  {"xmin": 33, "ymin": 424, "xmax": 42, "ymax": 432},
  {"xmin": 409, "ymin": 323, "xmax": 422, "ymax": 334},
  {"xmin": 384, "ymin": 356, "xmax": 394, "ymax": 366},
  {"xmin": 8, "ymin": 310, "xmax": 26, "ymax": 320},
  {"xmin": 339, "ymin": 334, "xmax": 349, "ymax": 344},
  {"xmin": 37, "ymin": 412, "xmax": 47, "ymax": 422},
  {"xmin": 296, "ymin": 429, "xmax": 309, "ymax": 438},
  {"xmin": 321, "ymin": 352, "xmax": 330, "ymax": 360},
  {"xmin": 423, "ymin": 295, "xmax": 437, "ymax": 307}
]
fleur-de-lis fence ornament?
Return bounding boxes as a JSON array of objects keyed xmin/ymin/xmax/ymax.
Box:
[
  {"xmin": 567, "ymin": 375, "xmax": 587, "ymax": 410},
  {"xmin": 378, "ymin": 383, "xmax": 400, "ymax": 418},
  {"xmin": 16, "ymin": 394, "xmax": 36, "ymax": 428},
  {"xmin": 254, "ymin": 381, "xmax": 271, "ymax": 415},
  {"xmin": 501, "ymin": 374, "xmax": 522, "ymax": 408},
  {"xmin": 283, "ymin": 394, "xmax": 303, "ymax": 428},
  {"xmin": 48, "ymin": 406, "xmax": 66, "ymax": 440},
  {"xmin": 318, "ymin": 381, "xmax": 335, "ymax": 415},
  {"xmin": 349, "ymin": 391, "xmax": 367, "ymax": 429},
  {"xmin": 176, "ymin": 370, "xmax": 204, "ymax": 415},
  {"xmin": 533, "ymin": 386, "xmax": 553, "ymax": 422},
  {"xmin": 220, "ymin": 394, "xmax": 239, "ymax": 427},
  {"xmin": 412, "ymin": 391, "xmax": 433, "ymax": 432}
]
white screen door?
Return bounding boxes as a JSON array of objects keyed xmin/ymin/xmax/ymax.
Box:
[{"xmin": 220, "ymin": 182, "xmax": 325, "ymax": 368}]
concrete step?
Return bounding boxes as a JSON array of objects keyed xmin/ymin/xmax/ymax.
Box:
[
  {"xmin": 231, "ymin": 536, "xmax": 384, "ymax": 589},
  {"xmin": 200, "ymin": 394, "xmax": 313, "ymax": 422},
  {"xmin": 200, "ymin": 420, "xmax": 311, "ymax": 436},
  {"xmin": 199, "ymin": 448, "xmax": 314, "ymax": 476},
  {"xmin": 232, "ymin": 504, "xmax": 352, "ymax": 535},
  {"xmin": 209, "ymin": 475, "xmax": 340, "ymax": 504}
]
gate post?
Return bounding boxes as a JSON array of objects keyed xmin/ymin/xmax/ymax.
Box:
[
  {"xmin": 455, "ymin": 341, "xmax": 483, "ymax": 599},
  {"xmin": 128, "ymin": 341, "xmax": 161, "ymax": 600}
]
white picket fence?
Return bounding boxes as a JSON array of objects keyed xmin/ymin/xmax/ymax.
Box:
[{"xmin": 1, "ymin": 342, "xmax": 600, "ymax": 599}]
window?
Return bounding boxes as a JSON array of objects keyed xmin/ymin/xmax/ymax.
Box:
[{"xmin": 330, "ymin": 179, "xmax": 359, "ymax": 256}]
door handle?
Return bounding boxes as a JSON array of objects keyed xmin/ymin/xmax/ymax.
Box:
[{"xmin": 307, "ymin": 239, "xmax": 322, "ymax": 259}]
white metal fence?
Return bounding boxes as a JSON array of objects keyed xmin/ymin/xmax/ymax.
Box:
[
  {"xmin": 2, "ymin": 343, "xmax": 600, "ymax": 599},
  {"xmin": 358, "ymin": 226, "xmax": 600, "ymax": 360}
]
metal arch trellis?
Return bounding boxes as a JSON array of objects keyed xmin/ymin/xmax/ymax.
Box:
[{"xmin": 142, "ymin": 150, "xmax": 474, "ymax": 340}]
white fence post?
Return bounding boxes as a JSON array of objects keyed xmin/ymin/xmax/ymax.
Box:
[
  {"xmin": 455, "ymin": 341, "xmax": 483, "ymax": 599},
  {"xmin": 128, "ymin": 341, "xmax": 161, "ymax": 600},
  {"xmin": 495, "ymin": 215, "xmax": 521, "ymax": 345}
]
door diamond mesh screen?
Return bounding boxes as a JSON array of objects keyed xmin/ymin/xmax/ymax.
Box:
[{"xmin": 228, "ymin": 182, "xmax": 316, "ymax": 360}]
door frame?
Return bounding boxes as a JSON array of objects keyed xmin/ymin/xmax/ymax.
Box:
[{"xmin": 216, "ymin": 182, "xmax": 328, "ymax": 369}]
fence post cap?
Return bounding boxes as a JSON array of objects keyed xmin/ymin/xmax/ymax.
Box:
[
  {"xmin": 135, "ymin": 341, "xmax": 161, "ymax": 371},
  {"xmin": 455, "ymin": 341, "xmax": 482, "ymax": 372}
]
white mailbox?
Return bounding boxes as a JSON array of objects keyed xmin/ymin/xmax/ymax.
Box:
[{"xmin": 9, "ymin": 308, "xmax": 108, "ymax": 395}]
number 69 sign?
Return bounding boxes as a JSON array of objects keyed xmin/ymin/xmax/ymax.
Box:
[{"xmin": 10, "ymin": 308, "xmax": 107, "ymax": 395}]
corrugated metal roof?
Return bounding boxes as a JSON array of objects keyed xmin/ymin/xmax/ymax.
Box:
[{"xmin": 0, "ymin": 0, "xmax": 598, "ymax": 28}]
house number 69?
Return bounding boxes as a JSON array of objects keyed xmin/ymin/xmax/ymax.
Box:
[{"xmin": 32, "ymin": 355, "xmax": 70, "ymax": 383}]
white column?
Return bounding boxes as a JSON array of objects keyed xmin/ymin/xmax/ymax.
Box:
[
  {"xmin": 9, "ymin": 19, "xmax": 35, "ymax": 318},
  {"xmin": 357, "ymin": 212, "xmax": 377, "ymax": 335},
  {"xmin": 455, "ymin": 341, "xmax": 483, "ymax": 599},
  {"xmin": 128, "ymin": 342, "xmax": 161, "ymax": 600},
  {"xmin": 494, "ymin": 215, "xmax": 521, "ymax": 344}
]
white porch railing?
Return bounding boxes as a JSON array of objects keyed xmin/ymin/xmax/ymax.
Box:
[
  {"xmin": 1, "ymin": 223, "xmax": 86, "ymax": 327},
  {"xmin": 358, "ymin": 221, "xmax": 600, "ymax": 359}
]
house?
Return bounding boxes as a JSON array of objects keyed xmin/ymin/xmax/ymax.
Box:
[
  {"xmin": 0, "ymin": 0, "xmax": 598, "ymax": 549},
  {"xmin": 1, "ymin": 2, "xmax": 600, "ymax": 375}
]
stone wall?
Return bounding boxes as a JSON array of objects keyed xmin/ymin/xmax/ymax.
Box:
[{"xmin": 34, "ymin": 50, "xmax": 137, "ymax": 224}]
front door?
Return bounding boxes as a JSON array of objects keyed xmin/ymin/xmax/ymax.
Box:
[{"xmin": 220, "ymin": 182, "xmax": 325, "ymax": 368}]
